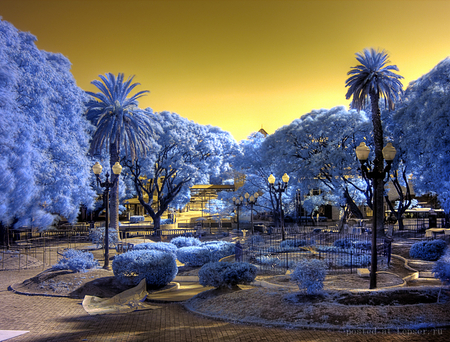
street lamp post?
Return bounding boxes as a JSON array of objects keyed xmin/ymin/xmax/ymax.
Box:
[
  {"xmin": 268, "ymin": 173, "xmax": 290, "ymax": 241},
  {"xmin": 356, "ymin": 142, "xmax": 396, "ymax": 289},
  {"xmin": 232, "ymin": 196, "xmax": 244, "ymax": 232},
  {"xmin": 244, "ymin": 192, "xmax": 259, "ymax": 234},
  {"xmin": 92, "ymin": 161, "xmax": 123, "ymax": 270}
]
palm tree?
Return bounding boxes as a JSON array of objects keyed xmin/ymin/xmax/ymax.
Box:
[
  {"xmin": 345, "ymin": 48, "xmax": 403, "ymax": 289},
  {"xmin": 86, "ymin": 73, "xmax": 153, "ymax": 231}
]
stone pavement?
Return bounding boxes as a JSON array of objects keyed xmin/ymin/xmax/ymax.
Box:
[{"xmin": 1, "ymin": 268, "xmax": 449, "ymax": 342}]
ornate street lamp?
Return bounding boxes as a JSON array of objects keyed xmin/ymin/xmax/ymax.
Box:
[
  {"xmin": 92, "ymin": 161, "xmax": 122, "ymax": 269},
  {"xmin": 356, "ymin": 142, "xmax": 396, "ymax": 289},
  {"xmin": 232, "ymin": 196, "xmax": 244, "ymax": 231},
  {"xmin": 244, "ymin": 192, "xmax": 259, "ymax": 234},
  {"xmin": 268, "ymin": 173, "xmax": 289, "ymax": 240}
]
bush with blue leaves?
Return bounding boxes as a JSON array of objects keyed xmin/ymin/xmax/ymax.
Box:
[
  {"xmin": 280, "ymin": 239, "xmax": 314, "ymax": 249},
  {"xmin": 199, "ymin": 262, "xmax": 257, "ymax": 288},
  {"xmin": 177, "ymin": 246, "xmax": 211, "ymax": 266},
  {"xmin": 52, "ymin": 249, "xmax": 99, "ymax": 273},
  {"xmin": 433, "ymin": 251, "xmax": 450, "ymax": 284},
  {"xmin": 133, "ymin": 242, "xmax": 177, "ymax": 256},
  {"xmin": 112, "ymin": 249, "xmax": 178, "ymax": 289},
  {"xmin": 170, "ymin": 236, "xmax": 201, "ymax": 248},
  {"xmin": 409, "ymin": 240, "xmax": 448, "ymax": 261},
  {"xmin": 290, "ymin": 259, "xmax": 327, "ymax": 295},
  {"xmin": 89, "ymin": 227, "xmax": 119, "ymax": 248},
  {"xmin": 201, "ymin": 241, "xmax": 235, "ymax": 262}
]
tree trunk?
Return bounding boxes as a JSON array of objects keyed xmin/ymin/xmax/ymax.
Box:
[{"xmin": 110, "ymin": 141, "xmax": 120, "ymax": 233}]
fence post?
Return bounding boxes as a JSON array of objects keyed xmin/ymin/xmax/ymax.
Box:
[{"xmin": 350, "ymin": 250, "xmax": 353, "ymax": 274}]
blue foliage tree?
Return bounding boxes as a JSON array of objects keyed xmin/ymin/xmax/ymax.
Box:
[
  {"xmin": 0, "ymin": 19, "xmax": 95, "ymax": 239},
  {"xmin": 391, "ymin": 57, "xmax": 450, "ymax": 214},
  {"xmin": 123, "ymin": 111, "xmax": 237, "ymax": 230},
  {"xmin": 263, "ymin": 106, "xmax": 371, "ymax": 228}
]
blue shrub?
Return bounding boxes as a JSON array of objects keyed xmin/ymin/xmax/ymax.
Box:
[
  {"xmin": 89, "ymin": 227, "xmax": 119, "ymax": 248},
  {"xmin": 112, "ymin": 249, "xmax": 178, "ymax": 289},
  {"xmin": 255, "ymin": 255, "xmax": 279, "ymax": 266},
  {"xmin": 249, "ymin": 235, "xmax": 264, "ymax": 245},
  {"xmin": 333, "ymin": 238, "xmax": 355, "ymax": 249},
  {"xmin": 177, "ymin": 246, "xmax": 211, "ymax": 266},
  {"xmin": 133, "ymin": 242, "xmax": 177, "ymax": 256},
  {"xmin": 409, "ymin": 240, "xmax": 448, "ymax": 261},
  {"xmin": 170, "ymin": 236, "xmax": 202, "ymax": 248},
  {"xmin": 280, "ymin": 239, "xmax": 312, "ymax": 249},
  {"xmin": 199, "ymin": 262, "xmax": 257, "ymax": 288},
  {"xmin": 290, "ymin": 259, "xmax": 327, "ymax": 295},
  {"xmin": 333, "ymin": 238, "xmax": 371, "ymax": 250},
  {"xmin": 52, "ymin": 249, "xmax": 99, "ymax": 273},
  {"xmin": 433, "ymin": 251, "xmax": 450, "ymax": 284},
  {"xmin": 201, "ymin": 241, "xmax": 235, "ymax": 261},
  {"xmin": 352, "ymin": 241, "xmax": 372, "ymax": 250}
]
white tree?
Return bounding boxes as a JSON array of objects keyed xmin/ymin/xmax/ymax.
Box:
[
  {"xmin": 0, "ymin": 19, "xmax": 95, "ymax": 237},
  {"xmin": 392, "ymin": 57, "xmax": 450, "ymax": 214},
  {"xmin": 124, "ymin": 111, "xmax": 237, "ymax": 230},
  {"xmin": 264, "ymin": 106, "xmax": 371, "ymax": 226}
]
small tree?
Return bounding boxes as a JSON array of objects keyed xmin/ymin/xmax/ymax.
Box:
[{"xmin": 290, "ymin": 259, "xmax": 327, "ymax": 295}]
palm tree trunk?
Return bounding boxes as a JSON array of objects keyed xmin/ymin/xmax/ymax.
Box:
[
  {"xmin": 370, "ymin": 93, "xmax": 385, "ymax": 239},
  {"xmin": 110, "ymin": 141, "xmax": 120, "ymax": 233}
]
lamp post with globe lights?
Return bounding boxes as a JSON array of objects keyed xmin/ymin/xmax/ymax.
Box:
[
  {"xmin": 356, "ymin": 141, "xmax": 396, "ymax": 289},
  {"xmin": 244, "ymin": 192, "xmax": 259, "ymax": 234},
  {"xmin": 232, "ymin": 196, "xmax": 244, "ymax": 232},
  {"xmin": 268, "ymin": 173, "xmax": 289, "ymax": 241},
  {"xmin": 92, "ymin": 161, "xmax": 122, "ymax": 269}
]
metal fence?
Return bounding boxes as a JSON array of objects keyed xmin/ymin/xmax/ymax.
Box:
[{"xmin": 240, "ymin": 232, "xmax": 388, "ymax": 275}]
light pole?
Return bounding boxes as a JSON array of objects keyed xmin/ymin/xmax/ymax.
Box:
[
  {"xmin": 356, "ymin": 141, "xmax": 396, "ymax": 289},
  {"xmin": 244, "ymin": 192, "xmax": 259, "ymax": 234},
  {"xmin": 268, "ymin": 173, "xmax": 290, "ymax": 241},
  {"xmin": 232, "ymin": 196, "xmax": 244, "ymax": 232},
  {"xmin": 92, "ymin": 161, "xmax": 123, "ymax": 270}
]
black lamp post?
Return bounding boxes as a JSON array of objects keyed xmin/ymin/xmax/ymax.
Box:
[
  {"xmin": 244, "ymin": 192, "xmax": 259, "ymax": 234},
  {"xmin": 356, "ymin": 141, "xmax": 396, "ymax": 289},
  {"xmin": 268, "ymin": 173, "xmax": 289, "ymax": 241},
  {"xmin": 92, "ymin": 161, "xmax": 122, "ymax": 270},
  {"xmin": 232, "ymin": 196, "xmax": 244, "ymax": 232}
]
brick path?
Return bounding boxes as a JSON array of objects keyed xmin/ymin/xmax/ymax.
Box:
[{"xmin": 0, "ymin": 268, "xmax": 449, "ymax": 342}]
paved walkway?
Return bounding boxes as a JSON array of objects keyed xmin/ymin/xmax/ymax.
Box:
[{"xmin": 1, "ymin": 268, "xmax": 449, "ymax": 342}]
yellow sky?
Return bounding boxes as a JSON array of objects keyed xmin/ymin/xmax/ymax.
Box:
[{"xmin": 1, "ymin": 0, "xmax": 450, "ymax": 141}]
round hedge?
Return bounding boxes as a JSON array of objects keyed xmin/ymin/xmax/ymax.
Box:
[
  {"xmin": 170, "ymin": 236, "xmax": 201, "ymax": 248},
  {"xmin": 112, "ymin": 249, "xmax": 178, "ymax": 289},
  {"xmin": 409, "ymin": 239, "xmax": 448, "ymax": 261},
  {"xmin": 199, "ymin": 262, "xmax": 257, "ymax": 288},
  {"xmin": 176, "ymin": 246, "xmax": 211, "ymax": 266},
  {"xmin": 133, "ymin": 242, "xmax": 177, "ymax": 256}
]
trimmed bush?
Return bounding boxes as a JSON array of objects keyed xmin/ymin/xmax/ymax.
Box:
[
  {"xmin": 133, "ymin": 242, "xmax": 177, "ymax": 256},
  {"xmin": 280, "ymin": 239, "xmax": 312, "ymax": 249},
  {"xmin": 112, "ymin": 249, "xmax": 178, "ymax": 289},
  {"xmin": 89, "ymin": 227, "xmax": 119, "ymax": 248},
  {"xmin": 52, "ymin": 249, "xmax": 99, "ymax": 273},
  {"xmin": 409, "ymin": 240, "xmax": 448, "ymax": 261},
  {"xmin": 170, "ymin": 236, "xmax": 201, "ymax": 248},
  {"xmin": 201, "ymin": 241, "xmax": 235, "ymax": 262},
  {"xmin": 249, "ymin": 235, "xmax": 264, "ymax": 245},
  {"xmin": 199, "ymin": 262, "xmax": 257, "ymax": 288},
  {"xmin": 433, "ymin": 251, "xmax": 450, "ymax": 284},
  {"xmin": 290, "ymin": 259, "xmax": 327, "ymax": 295},
  {"xmin": 333, "ymin": 238, "xmax": 371, "ymax": 250},
  {"xmin": 177, "ymin": 246, "xmax": 211, "ymax": 266}
]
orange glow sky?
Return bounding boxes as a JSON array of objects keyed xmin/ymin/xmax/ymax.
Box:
[{"xmin": 1, "ymin": 0, "xmax": 450, "ymax": 141}]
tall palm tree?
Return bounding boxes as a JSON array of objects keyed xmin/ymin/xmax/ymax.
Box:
[
  {"xmin": 86, "ymin": 73, "xmax": 152, "ymax": 231},
  {"xmin": 345, "ymin": 48, "xmax": 403, "ymax": 289}
]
